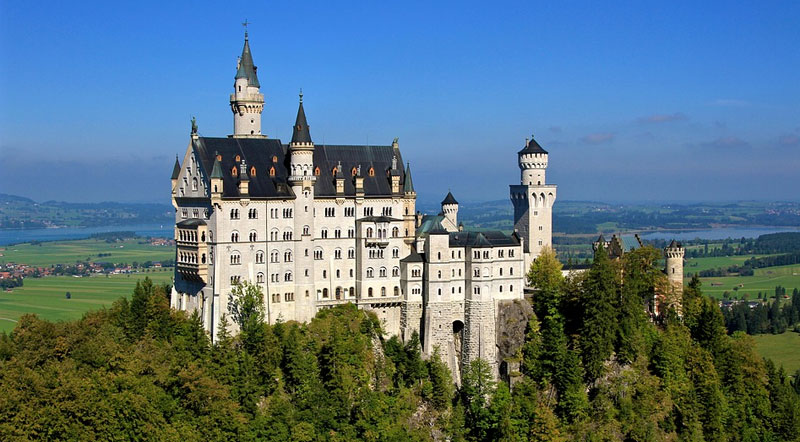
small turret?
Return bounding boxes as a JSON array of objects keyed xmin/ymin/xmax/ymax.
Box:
[
  {"xmin": 518, "ymin": 136, "xmax": 548, "ymax": 186},
  {"xmin": 239, "ymin": 159, "xmax": 249, "ymax": 196},
  {"xmin": 403, "ymin": 162, "xmax": 415, "ymax": 196},
  {"xmin": 210, "ymin": 154, "xmax": 224, "ymax": 197},
  {"xmin": 441, "ymin": 191, "xmax": 459, "ymax": 230},
  {"xmin": 664, "ymin": 240, "xmax": 684, "ymax": 292},
  {"xmin": 288, "ymin": 91, "xmax": 315, "ymax": 187}
]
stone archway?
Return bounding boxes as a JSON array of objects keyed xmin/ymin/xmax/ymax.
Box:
[{"xmin": 452, "ymin": 320, "xmax": 464, "ymax": 370}]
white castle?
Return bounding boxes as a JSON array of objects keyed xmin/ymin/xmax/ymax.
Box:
[{"xmin": 170, "ymin": 33, "xmax": 556, "ymax": 379}]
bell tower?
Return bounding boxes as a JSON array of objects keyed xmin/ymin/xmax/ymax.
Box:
[
  {"xmin": 510, "ymin": 135, "xmax": 557, "ymax": 274},
  {"xmin": 230, "ymin": 28, "xmax": 265, "ymax": 138}
]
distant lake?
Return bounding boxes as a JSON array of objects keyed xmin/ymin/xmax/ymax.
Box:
[
  {"xmin": 0, "ymin": 223, "xmax": 171, "ymax": 246},
  {"xmin": 638, "ymin": 227, "xmax": 800, "ymax": 241}
]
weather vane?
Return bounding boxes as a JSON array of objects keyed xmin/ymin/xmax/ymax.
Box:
[{"xmin": 242, "ymin": 19, "xmax": 251, "ymax": 36}]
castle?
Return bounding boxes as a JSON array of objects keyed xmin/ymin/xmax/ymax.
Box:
[{"xmin": 170, "ymin": 32, "xmax": 556, "ymax": 378}]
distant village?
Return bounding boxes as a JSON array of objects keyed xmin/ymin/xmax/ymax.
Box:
[{"xmin": 0, "ymin": 237, "xmax": 174, "ymax": 291}]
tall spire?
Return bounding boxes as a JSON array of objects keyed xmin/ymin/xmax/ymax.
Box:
[
  {"xmin": 235, "ymin": 31, "xmax": 260, "ymax": 88},
  {"xmin": 291, "ymin": 92, "xmax": 312, "ymax": 144}
]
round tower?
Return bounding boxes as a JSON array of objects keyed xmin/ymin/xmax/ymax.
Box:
[
  {"xmin": 664, "ymin": 240, "xmax": 685, "ymax": 292},
  {"xmin": 230, "ymin": 31, "xmax": 266, "ymax": 138},
  {"xmin": 519, "ymin": 137, "xmax": 548, "ymax": 186}
]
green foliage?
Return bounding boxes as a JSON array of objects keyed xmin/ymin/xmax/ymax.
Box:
[{"xmin": 580, "ymin": 244, "xmax": 620, "ymax": 382}]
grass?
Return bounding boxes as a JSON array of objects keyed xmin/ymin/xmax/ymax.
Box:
[
  {"xmin": 0, "ymin": 238, "xmax": 173, "ymax": 267},
  {"xmin": 0, "ymin": 270, "xmax": 173, "ymax": 333},
  {"xmin": 753, "ymin": 332, "xmax": 800, "ymax": 376},
  {"xmin": 684, "ymin": 254, "xmax": 777, "ymax": 274},
  {"xmin": 696, "ymin": 264, "xmax": 800, "ymax": 299}
]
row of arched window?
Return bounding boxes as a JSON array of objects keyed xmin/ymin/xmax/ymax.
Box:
[{"xmin": 365, "ymin": 267, "xmax": 400, "ymax": 278}]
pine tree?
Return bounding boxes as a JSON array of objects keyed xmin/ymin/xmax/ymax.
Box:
[{"xmin": 581, "ymin": 244, "xmax": 619, "ymax": 382}]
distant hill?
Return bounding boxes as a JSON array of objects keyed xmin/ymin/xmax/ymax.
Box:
[{"xmin": 0, "ymin": 194, "xmax": 173, "ymax": 230}]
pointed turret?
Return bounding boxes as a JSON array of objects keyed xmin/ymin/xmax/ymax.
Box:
[
  {"xmin": 288, "ymin": 91, "xmax": 315, "ymax": 186},
  {"xmin": 291, "ymin": 92, "xmax": 312, "ymax": 144},
  {"xmin": 442, "ymin": 191, "xmax": 458, "ymax": 205},
  {"xmin": 235, "ymin": 33, "xmax": 260, "ymax": 88},
  {"xmin": 210, "ymin": 155, "xmax": 224, "ymax": 196},
  {"xmin": 210, "ymin": 157, "xmax": 223, "ymax": 179},
  {"xmin": 403, "ymin": 163, "xmax": 415, "ymax": 194}
]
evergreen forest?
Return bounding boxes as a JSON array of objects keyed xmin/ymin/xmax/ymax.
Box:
[{"xmin": 1, "ymin": 245, "xmax": 799, "ymax": 441}]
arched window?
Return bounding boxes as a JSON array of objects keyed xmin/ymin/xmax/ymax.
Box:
[
  {"xmin": 230, "ymin": 252, "xmax": 241, "ymax": 265},
  {"xmin": 392, "ymin": 227, "xmax": 399, "ymax": 237},
  {"xmin": 351, "ymin": 167, "xmax": 357, "ymax": 176},
  {"xmin": 303, "ymin": 225, "xmax": 310, "ymax": 236},
  {"xmin": 392, "ymin": 267, "xmax": 399, "ymax": 277},
  {"xmin": 255, "ymin": 251, "xmax": 264, "ymax": 263},
  {"xmin": 381, "ymin": 287, "xmax": 386, "ymax": 296},
  {"xmin": 231, "ymin": 166, "xmax": 238, "ymax": 176},
  {"xmin": 272, "ymin": 155, "xmax": 278, "ymax": 163},
  {"xmin": 191, "ymin": 177, "xmax": 198, "ymax": 190},
  {"xmin": 284, "ymin": 250, "xmax": 293, "ymax": 262},
  {"xmin": 257, "ymin": 273, "xmax": 265, "ymax": 283},
  {"xmin": 394, "ymin": 286, "xmax": 399, "ymax": 296},
  {"xmin": 231, "ymin": 231, "xmax": 239, "ymax": 242},
  {"xmin": 249, "ymin": 231, "xmax": 257, "ymax": 242},
  {"xmin": 314, "ymin": 167, "xmax": 320, "ymax": 176},
  {"xmin": 368, "ymin": 287, "xmax": 374, "ymax": 297},
  {"xmin": 216, "ymin": 154, "xmax": 222, "ymax": 161},
  {"xmin": 379, "ymin": 267, "xmax": 387, "ymax": 277},
  {"xmin": 392, "ymin": 247, "xmax": 399, "ymax": 258},
  {"xmin": 366, "ymin": 267, "xmax": 374, "ymax": 278},
  {"xmin": 366, "ymin": 227, "xmax": 373, "ymax": 238},
  {"xmin": 250, "ymin": 166, "xmax": 256, "ymax": 176},
  {"xmin": 368, "ymin": 167, "xmax": 375, "ymax": 176},
  {"xmin": 269, "ymin": 167, "xmax": 275, "ymax": 177},
  {"xmin": 284, "ymin": 271, "xmax": 292, "ymax": 282},
  {"xmin": 322, "ymin": 288, "xmax": 329, "ymax": 298}
]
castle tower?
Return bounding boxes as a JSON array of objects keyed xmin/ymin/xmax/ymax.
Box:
[
  {"xmin": 510, "ymin": 136, "xmax": 557, "ymax": 274},
  {"xmin": 662, "ymin": 240, "xmax": 685, "ymax": 315},
  {"xmin": 230, "ymin": 31, "xmax": 265, "ymax": 138},
  {"xmin": 288, "ymin": 92, "xmax": 316, "ymax": 321},
  {"xmin": 441, "ymin": 192, "xmax": 459, "ymax": 232}
]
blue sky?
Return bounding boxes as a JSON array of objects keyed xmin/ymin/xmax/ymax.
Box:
[{"xmin": 1, "ymin": 0, "xmax": 798, "ymax": 204}]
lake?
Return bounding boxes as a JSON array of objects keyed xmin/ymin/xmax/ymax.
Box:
[
  {"xmin": 638, "ymin": 227, "xmax": 800, "ymax": 241},
  {"xmin": 1, "ymin": 224, "xmax": 799, "ymax": 246},
  {"xmin": 0, "ymin": 223, "xmax": 171, "ymax": 245}
]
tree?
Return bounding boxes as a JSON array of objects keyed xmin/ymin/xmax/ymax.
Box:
[
  {"xmin": 460, "ymin": 358, "xmax": 496, "ymax": 441},
  {"xmin": 580, "ymin": 243, "xmax": 619, "ymax": 382},
  {"xmin": 227, "ymin": 280, "xmax": 266, "ymax": 354}
]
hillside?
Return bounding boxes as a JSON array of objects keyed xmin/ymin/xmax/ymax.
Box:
[{"xmin": 0, "ymin": 194, "xmax": 173, "ymax": 229}]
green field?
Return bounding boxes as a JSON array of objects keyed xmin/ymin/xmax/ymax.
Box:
[
  {"xmin": 697, "ymin": 264, "xmax": 800, "ymax": 299},
  {"xmin": 753, "ymin": 332, "xmax": 800, "ymax": 376},
  {"xmin": 684, "ymin": 255, "xmax": 777, "ymax": 275},
  {"xmin": 0, "ymin": 271, "xmax": 173, "ymax": 333},
  {"xmin": 0, "ymin": 238, "xmax": 173, "ymax": 267}
]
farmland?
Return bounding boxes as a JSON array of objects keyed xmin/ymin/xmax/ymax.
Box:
[
  {"xmin": 753, "ymin": 332, "xmax": 800, "ymax": 376},
  {"xmin": 695, "ymin": 263, "xmax": 800, "ymax": 299},
  {"xmin": 0, "ymin": 271, "xmax": 173, "ymax": 333},
  {"xmin": 0, "ymin": 238, "xmax": 173, "ymax": 267}
]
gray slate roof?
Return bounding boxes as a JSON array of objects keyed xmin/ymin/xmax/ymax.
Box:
[
  {"xmin": 441, "ymin": 191, "xmax": 458, "ymax": 205},
  {"xmin": 291, "ymin": 100, "xmax": 312, "ymax": 144},
  {"xmin": 171, "ymin": 156, "xmax": 181, "ymax": 180},
  {"xmin": 519, "ymin": 137, "xmax": 548, "ymax": 155},
  {"xmin": 193, "ymin": 137, "xmax": 411, "ymax": 199},
  {"xmin": 449, "ymin": 230, "xmax": 520, "ymax": 248}
]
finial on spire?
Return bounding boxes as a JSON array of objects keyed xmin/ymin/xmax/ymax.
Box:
[
  {"xmin": 191, "ymin": 116, "xmax": 197, "ymax": 134},
  {"xmin": 242, "ymin": 19, "xmax": 250, "ymax": 39},
  {"xmin": 299, "ymin": 88, "xmax": 303, "ymax": 103}
]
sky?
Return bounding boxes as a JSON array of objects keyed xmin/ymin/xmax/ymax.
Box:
[{"xmin": 1, "ymin": 0, "xmax": 798, "ymax": 204}]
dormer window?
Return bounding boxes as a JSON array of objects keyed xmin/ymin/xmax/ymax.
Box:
[
  {"xmin": 314, "ymin": 167, "xmax": 320, "ymax": 176},
  {"xmin": 269, "ymin": 167, "xmax": 276, "ymax": 177},
  {"xmin": 235, "ymin": 155, "xmax": 241, "ymax": 162},
  {"xmin": 332, "ymin": 167, "xmax": 337, "ymax": 176},
  {"xmin": 351, "ymin": 167, "xmax": 357, "ymax": 176},
  {"xmin": 216, "ymin": 154, "xmax": 222, "ymax": 161},
  {"xmin": 272, "ymin": 155, "xmax": 278, "ymax": 163},
  {"xmin": 368, "ymin": 167, "xmax": 375, "ymax": 177},
  {"xmin": 231, "ymin": 166, "xmax": 238, "ymax": 176},
  {"xmin": 250, "ymin": 166, "xmax": 256, "ymax": 176}
]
